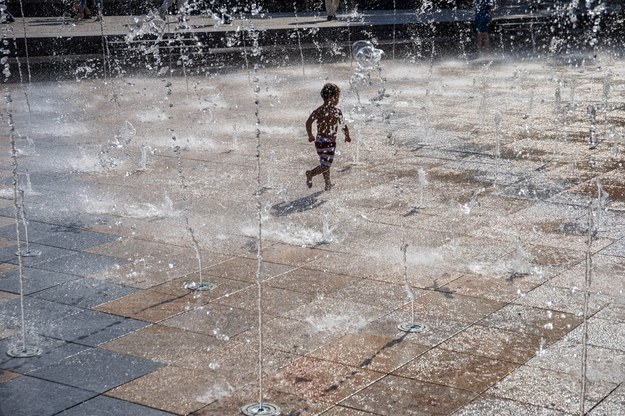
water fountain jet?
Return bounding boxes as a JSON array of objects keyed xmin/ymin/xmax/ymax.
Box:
[
  {"xmin": 6, "ymin": 101, "xmax": 41, "ymax": 359},
  {"xmin": 397, "ymin": 244, "xmax": 426, "ymax": 334},
  {"xmin": 15, "ymin": 189, "xmax": 41, "ymax": 257},
  {"xmin": 587, "ymin": 104, "xmax": 598, "ymax": 149},
  {"xmin": 240, "ymin": 31, "xmax": 280, "ymax": 412},
  {"xmin": 184, "ymin": 218, "xmax": 216, "ymax": 292},
  {"xmin": 414, "ymin": 167, "xmax": 428, "ymax": 208}
]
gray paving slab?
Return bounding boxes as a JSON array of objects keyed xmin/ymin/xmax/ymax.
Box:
[
  {"xmin": 0, "ymin": 297, "xmax": 83, "ymax": 332},
  {"xmin": 598, "ymin": 236, "xmax": 625, "ymax": 258},
  {"xmin": 27, "ymin": 347, "xmax": 163, "ymax": 393},
  {"xmin": 0, "ymin": 220, "xmax": 66, "ymax": 241},
  {"xmin": 0, "ymin": 242, "xmax": 76, "ymax": 266},
  {"xmin": 563, "ymin": 318, "xmax": 625, "ymax": 353},
  {"xmin": 0, "ymin": 217, "xmax": 119, "ymax": 245},
  {"xmin": 0, "ymin": 375, "xmax": 97, "ymax": 416},
  {"xmin": 588, "ymin": 382, "xmax": 625, "ymax": 415},
  {"xmin": 30, "ymin": 277, "xmax": 137, "ymax": 308},
  {"xmin": 33, "ymin": 228, "xmax": 120, "ymax": 251},
  {"xmin": 29, "ymin": 251, "xmax": 126, "ymax": 277},
  {"xmin": 0, "ymin": 267, "xmax": 79, "ymax": 295},
  {"xmin": 37, "ymin": 309, "xmax": 149, "ymax": 347},
  {"xmin": 502, "ymin": 178, "xmax": 577, "ymax": 201},
  {"xmin": 58, "ymin": 395, "xmax": 176, "ymax": 416},
  {"xmin": 0, "ymin": 337, "xmax": 89, "ymax": 374}
]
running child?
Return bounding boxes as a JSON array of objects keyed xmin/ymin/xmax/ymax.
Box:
[{"xmin": 305, "ymin": 83, "xmax": 351, "ymax": 191}]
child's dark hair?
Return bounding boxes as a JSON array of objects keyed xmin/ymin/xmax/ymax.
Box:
[{"xmin": 320, "ymin": 83, "xmax": 340, "ymax": 100}]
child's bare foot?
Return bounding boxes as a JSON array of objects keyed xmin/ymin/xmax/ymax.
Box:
[{"xmin": 305, "ymin": 171, "xmax": 313, "ymax": 188}]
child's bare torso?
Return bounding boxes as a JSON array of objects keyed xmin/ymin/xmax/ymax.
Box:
[{"xmin": 311, "ymin": 104, "xmax": 343, "ymax": 140}]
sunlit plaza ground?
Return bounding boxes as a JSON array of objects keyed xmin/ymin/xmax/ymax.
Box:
[{"xmin": 1, "ymin": 7, "xmax": 625, "ymax": 416}]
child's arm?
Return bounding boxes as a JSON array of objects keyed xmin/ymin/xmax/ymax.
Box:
[
  {"xmin": 305, "ymin": 112, "xmax": 316, "ymax": 142},
  {"xmin": 343, "ymin": 124, "xmax": 351, "ymax": 142},
  {"xmin": 338, "ymin": 109, "xmax": 351, "ymax": 142}
]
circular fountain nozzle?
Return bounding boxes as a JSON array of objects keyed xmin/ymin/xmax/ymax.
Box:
[
  {"xmin": 7, "ymin": 345, "xmax": 42, "ymax": 358},
  {"xmin": 397, "ymin": 322, "xmax": 427, "ymax": 333},
  {"xmin": 241, "ymin": 403, "xmax": 282, "ymax": 416},
  {"xmin": 184, "ymin": 281, "xmax": 217, "ymax": 291}
]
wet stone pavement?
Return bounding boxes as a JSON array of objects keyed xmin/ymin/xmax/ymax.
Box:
[{"xmin": 1, "ymin": 48, "xmax": 625, "ymax": 415}]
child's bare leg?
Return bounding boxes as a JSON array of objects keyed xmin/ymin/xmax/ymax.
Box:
[
  {"xmin": 322, "ymin": 168, "xmax": 332, "ymax": 190},
  {"xmin": 306, "ymin": 165, "xmax": 325, "ymax": 188}
]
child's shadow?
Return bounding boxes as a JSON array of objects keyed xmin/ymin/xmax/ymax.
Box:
[{"xmin": 270, "ymin": 191, "xmax": 325, "ymax": 217}]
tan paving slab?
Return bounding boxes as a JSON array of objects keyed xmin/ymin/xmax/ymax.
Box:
[
  {"xmin": 304, "ymin": 251, "xmax": 398, "ymax": 280},
  {"xmin": 0, "ymin": 236, "xmax": 15, "ymax": 249},
  {"xmin": 441, "ymin": 274, "xmax": 540, "ymax": 303},
  {"xmin": 0, "ymin": 262, "xmax": 16, "ymax": 275},
  {"xmin": 212, "ymin": 284, "xmax": 315, "ymax": 318},
  {"xmin": 87, "ymin": 237, "xmax": 231, "ymax": 267},
  {"xmin": 100, "ymin": 324, "xmax": 224, "ymax": 365},
  {"xmin": 478, "ymin": 303, "xmax": 583, "ymax": 342},
  {"xmin": 319, "ymin": 407, "xmax": 377, "ymax": 415},
  {"xmin": 150, "ymin": 274, "xmax": 250, "ymax": 300},
  {"xmin": 521, "ymin": 243, "xmax": 586, "ymax": 281},
  {"xmin": 261, "ymin": 242, "xmax": 325, "ymax": 266},
  {"xmin": 88, "ymin": 237, "xmax": 216, "ymax": 288},
  {"xmin": 159, "ymin": 302, "xmax": 256, "ymax": 339},
  {"xmin": 107, "ymin": 365, "xmax": 235, "ymax": 415},
  {"xmin": 487, "ymin": 365, "xmax": 617, "ymax": 414},
  {"xmin": 454, "ymin": 395, "xmax": 573, "ymax": 415},
  {"xmin": 191, "ymin": 384, "xmax": 331, "ymax": 415},
  {"xmin": 548, "ymin": 253, "xmax": 625, "ymax": 298},
  {"xmin": 251, "ymin": 316, "xmax": 345, "ymax": 356},
  {"xmin": 203, "ymin": 256, "xmax": 294, "ymax": 283},
  {"xmin": 0, "ymin": 324, "xmax": 19, "ymax": 340},
  {"xmin": 270, "ymin": 356, "xmax": 383, "ymax": 404},
  {"xmin": 327, "ymin": 278, "xmax": 426, "ymax": 311},
  {"xmin": 265, "ymin": 266, "xmax": 361, "ymax": 296},
  {"xmin": 0, "ymin": 213, "xmax": 14, "ymax": 226},
  {"xmin": 526, "ymin": 338, "xmax": 625, "ymax": 384},
  {"xmin": 307, "ymin": 332, "xmax": 430, "ymax": 374},
  {"xmin": 372, "ymin": 263, "xmax": 464, "ymax": 290},
  {"xmin": 360, "ymin": 310, "xmax": 469, "ymax": 348},
  {"xmin": 433, "ymin": 235, "xmax": 517, "ymax": 276},
  {"xmin": 340, "ymin": 374, "xmax": 477, "ymax": 415},
  {"xmin": 174, "ymin": 339, "xmax": 295, "ymax": 384},
  {"xmin": 0, "ymin": 290, "xmax": 18, "ymax": 303},
  {"xmin": 285, "ymin": 297, "xmax": 388, "ymax": 336},
  {"xmin": 440, "ymin": 324, "xmax": 543, "ymax": 365},
  {"xmin": 404, "ymin": 290, "xmax": 507, "ymax": 324},
  {"xmin": 0, "ymin": 370, "xmax": 20, "ymax": 384},
  {"xmin": 393, "ymin": 347, "xmax": 518, "ymax": 393},
  {"xmin": 515, "ymin": 284, "xmax": 612, "ymax": 315},
  {"xmin": 497, "ymin": 213, "xmax": 615, "ymax": 254},
  {"xmin": 95, "ymin": 289, "xmax": 199, "ymax": 323}
]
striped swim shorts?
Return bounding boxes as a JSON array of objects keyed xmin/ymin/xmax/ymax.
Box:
[{"xmin": 315, "ymin": 136, "xmax": 336, "ymax": 167}]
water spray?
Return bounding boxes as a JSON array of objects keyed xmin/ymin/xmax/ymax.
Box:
[
  {"xmin": 397, "ymin": 243, "xmax": 426, "ymax": 333},
  {"xmin": 6, "ymin": 100, "xmax": 41, "ymax": 359},
  {"xmin": 241, "ymin": 29, "xmax": 281, "ymax": 416}
]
